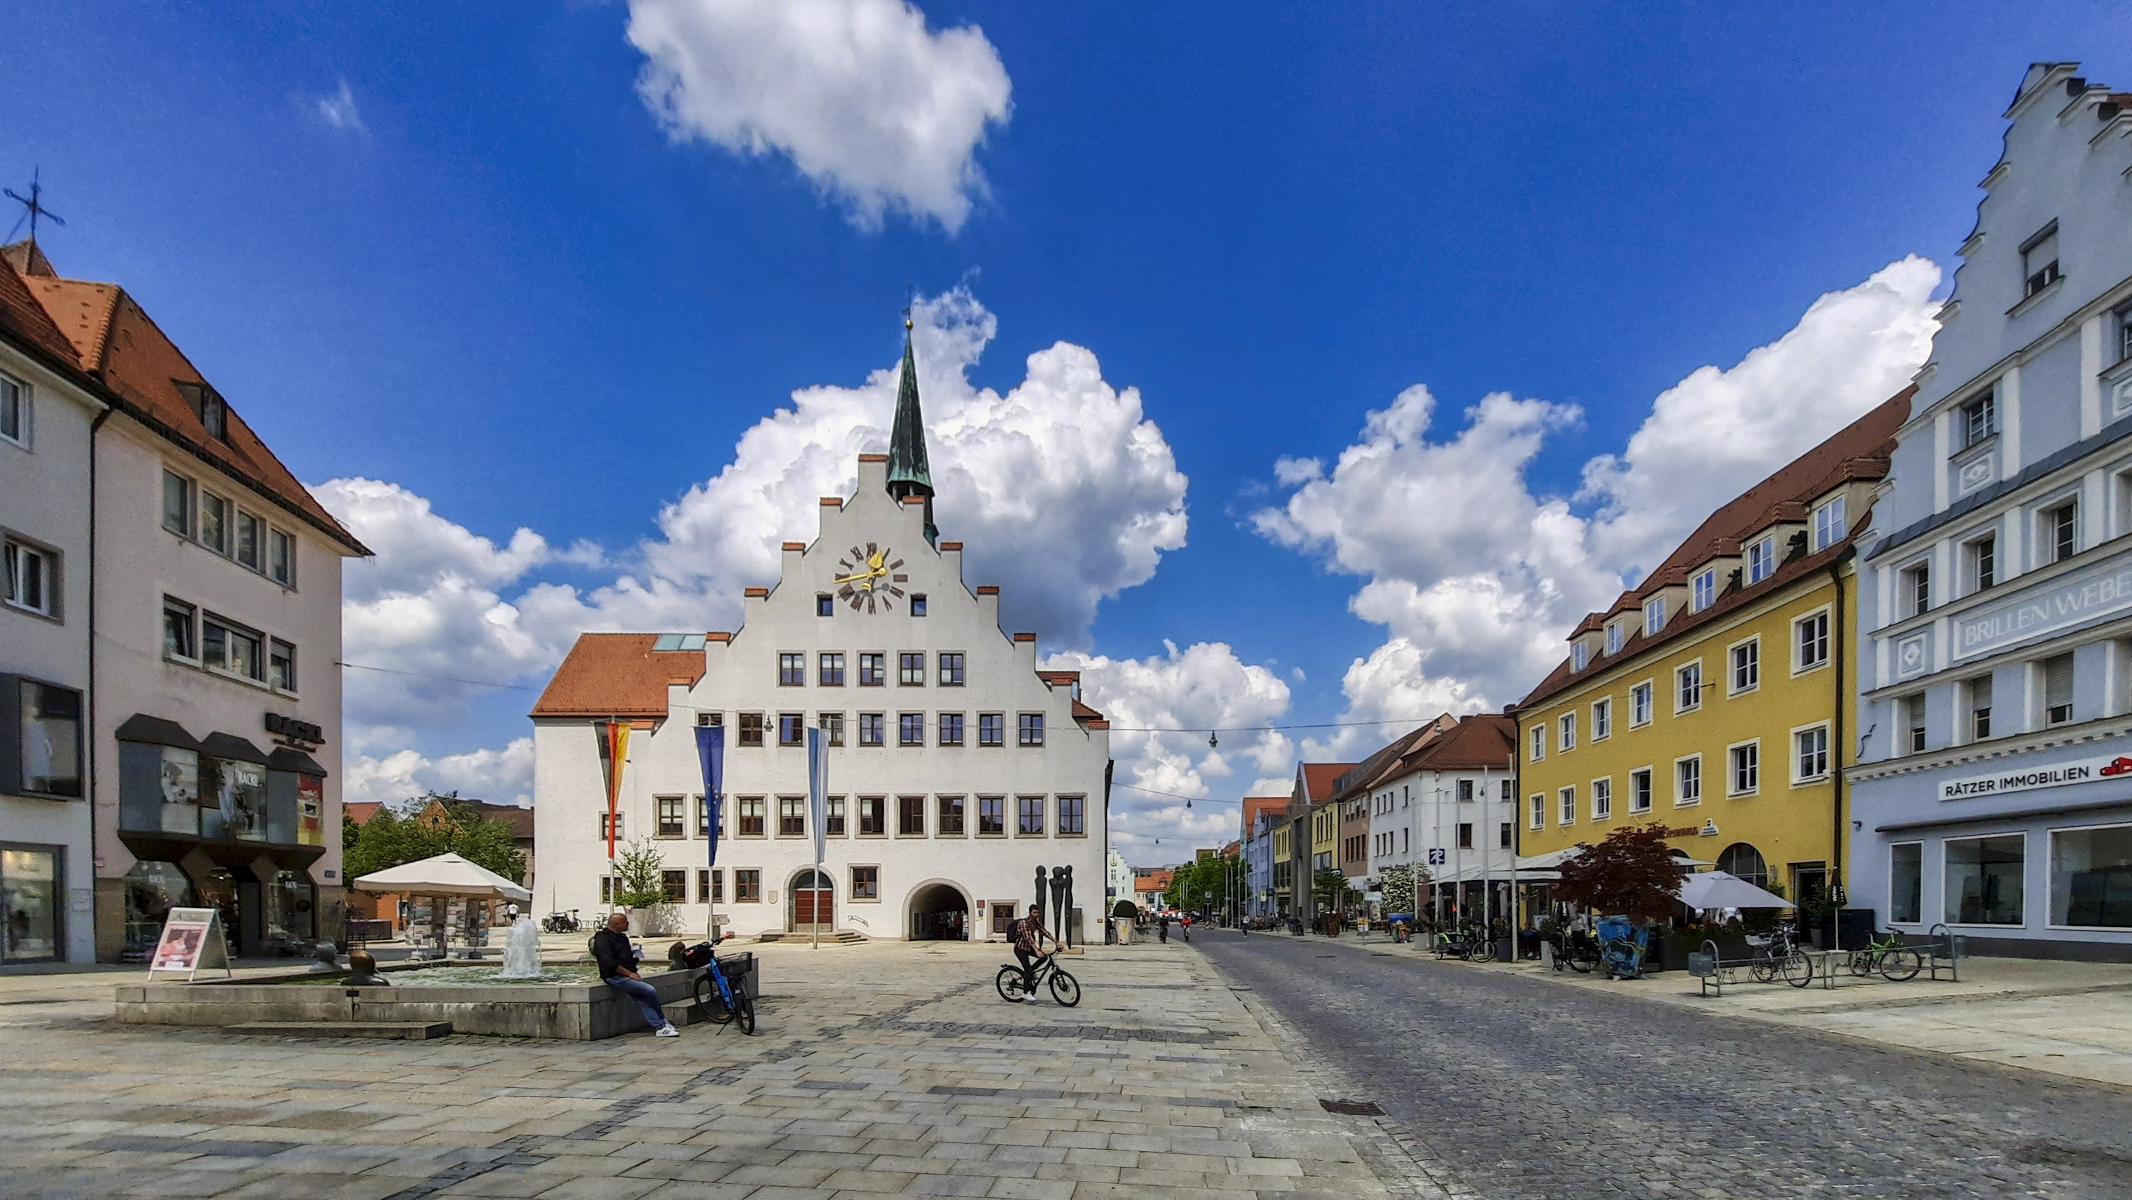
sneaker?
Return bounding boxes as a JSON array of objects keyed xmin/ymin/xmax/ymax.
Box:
[{"xmin": 654, "ymin": 1024, "xmax": 681, "ymax": 1037}]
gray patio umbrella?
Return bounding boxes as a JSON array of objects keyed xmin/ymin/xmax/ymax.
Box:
[{"xmin": 1678, "ymin": 869, "xmax": 1793, "ymax": 911}]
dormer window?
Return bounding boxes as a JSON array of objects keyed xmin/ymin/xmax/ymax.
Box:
[
  {"xmin": 1960, "ymin": 390, "xmax": 1997, "ymax": 449},
  {"xmin": 1812, "ymin": 497, "xmax": 1846, "ymax": 551},
  {"xmin": 1691, "ymin": 569, "xmax": 1716, "ymax": 613},
  {"xmin": 1605, "ymin": 622, "xmax": 1623, "ymax": 656},
  {"xmin": 176, "ymin": 381, "xmax": 230, "ymax": 442},
  {"xmin": 1746, "ymin": 538, "xmax": 1775, "ymax": 584},
  {"xmin": 2021, "ymin": 222, "xmax": 2060, "ymax": 298},
  {"xmin": 1572, "ymin": 642, "xmax": 1590, "ymax": 671},
  {"xmin": 1643, "ymin": 596, "xmax": 1666, "ymax": 636}
]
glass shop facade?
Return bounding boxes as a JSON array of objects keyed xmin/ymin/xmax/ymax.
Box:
[{"xmin": 0, "ymin": 675, "xmax": 87, "ymax": 965}]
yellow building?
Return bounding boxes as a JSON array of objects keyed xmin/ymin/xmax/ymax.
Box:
[{"xmin": 1512, "ymin": 394, "xmax": 1910, "ymax": 911}]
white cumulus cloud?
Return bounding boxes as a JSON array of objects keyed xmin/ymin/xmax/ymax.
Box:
[
  {"xmin": 345, "ymin": 738, "xmax": 535, "ymax": 810},
  {"xmin": 1261, "ymin": 258, "xmax": 1942, "ymax": 758},
  {"xmin": 626, "ymin": 0, "xmax": 1012, "ymax": 231}
]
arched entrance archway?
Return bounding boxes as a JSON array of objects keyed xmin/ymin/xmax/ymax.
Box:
[
  {"xmin": 908, "ymin": 881, "xmax": 969, "ymax": 940},
  {"xmin": 789, "ymin": 869, "xmax": 834, "ymax": 933},
  {"xmin": 1717, "ymin": 843, "xmax": 1769, "ymax": 888}
]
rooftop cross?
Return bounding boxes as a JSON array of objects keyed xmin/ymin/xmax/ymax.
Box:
[{"xmin": 4, "ymin": 168, "xmax": 65, "ymax": 253}]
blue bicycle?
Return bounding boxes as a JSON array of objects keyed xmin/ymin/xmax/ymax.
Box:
[{"xmin": 679, "ymin": 935, "xmax": 756, "ymax": 1035}]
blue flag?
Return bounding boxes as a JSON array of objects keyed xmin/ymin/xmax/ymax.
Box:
[
  {"xmin": 694, "ymin": 723, "xmax": 724, "ymax": 869},
  {"xmin": 806, "ymin": 724, "xmax": 829, "ymax": 865}
]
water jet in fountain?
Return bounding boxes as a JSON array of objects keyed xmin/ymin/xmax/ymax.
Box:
[{"xmin": 498, "ymin": 916, "xmax": 544, "ymax": 979}]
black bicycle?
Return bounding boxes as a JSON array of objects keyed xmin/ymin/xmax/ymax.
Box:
[
  {"xmin": 1747, "ymin": 921, "xmax": 1815, "ymax": 987},
  {"xmin": 680, "ymin": 935, "xmax": 756, "ymax": 1035},
  {"xmin": 541, "ymin": 909, "xmax": 581, "ymax": 933},
  {"xmin": 996, "ymin": 951, "xmax": 1081, "ymax": 1007}
]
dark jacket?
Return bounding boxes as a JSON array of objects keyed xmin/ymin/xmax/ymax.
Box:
[{"xmin": 591, "ymin": 928, "xmax": 638, "ymax": 979}]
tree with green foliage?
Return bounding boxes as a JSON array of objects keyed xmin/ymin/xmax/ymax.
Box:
[
  {"xmin": 610, "ymin": 839, "xmax": 678, "ymax": 933},
  {"xmin": 1163, "ymin": 854, "xmax": 1245, "ymax": 918},
  {"xmin": 1556, "ymin": 822, "xmax": 1682, "ymax": 923},
  {"xmin": 1314, "ymin": 868, "xmax": 1358, "ymax": 917},
  {"xmin": 343, "ymin": 793, "xmax": 528, "ymax": 884}
]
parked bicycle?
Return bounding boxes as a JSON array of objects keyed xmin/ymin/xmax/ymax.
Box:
[
  {"xmin": 1846, "ymin": 929, "xmax": 1924, "ymax": 982},
  {"xmin": 996, "ymin": 950, "xmax": 1081, "ymax": 1007},
  {"xmin": 541, "ymin": 909, "xmax": 581, "ymax": 934},
  {"xmin": 1433, "ymin": 924, "xmax": 1497, "ymax": 963},
  {"xmin": 676, "ymin": 934, "xmax": 756, "ymax": 1035},
  {"xmin": 1746, "ymin": 920, "xmax": 1816, "ymax": 988},
  {"xmin": 1547, "ymin": 928, "xmax": 1601, "ymax": 974}
]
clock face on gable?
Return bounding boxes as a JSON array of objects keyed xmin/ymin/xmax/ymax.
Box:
[{"xmin": 833, "ymin": 543, "xmax": 909, "ymax": 613}]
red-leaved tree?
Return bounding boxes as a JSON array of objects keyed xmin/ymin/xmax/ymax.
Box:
[{"xmin": 1555, "ymin": 823, "xmax": 1681, "ymax": 923}]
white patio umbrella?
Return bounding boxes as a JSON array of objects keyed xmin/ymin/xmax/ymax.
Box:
[
  {"xmin": 1677, "ymin": 869, "xmax": 1792, "ymax": 910},
  {"xmin": 352, "ymin": 852, "xmax": 531, "ymax": 902}
]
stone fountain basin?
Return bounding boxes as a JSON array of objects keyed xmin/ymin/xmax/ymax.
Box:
[{"xmin": 113, "ymin": 962, "xmax": 707, "ymax": 1041}]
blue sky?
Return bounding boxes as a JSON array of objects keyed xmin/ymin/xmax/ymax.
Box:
[{"xmin": 5, "ymin": 3, "xmax": 2126, "ymax": 856}]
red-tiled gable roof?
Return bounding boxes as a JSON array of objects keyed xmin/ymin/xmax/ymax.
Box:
[
  {"xmin": 344, "ymin": 801, "xmax": 384, "ymax": 826},
  {"xmin": 1036, "ymin": 670, "xmax": 1080, "ymax": 685},
  {"xmin": 531, "ymin": 633, "xmax": 708, "ymax": 719},
  {"xmin": 459, "ymin": 798, "xmax": 535, "ymax": 839},
  {"xmin": 1402, "ymin": 713, "xmax": 1517, "ymax": 772},
  {"xmin": 1515, "ymin": 392, "xmax": 1910, "ymax": 711},
  {"xmin": 1221, "ymin": 840, "xmax": 1241, "ymax": 857},
  {"xmin": 1241, "ymin": 795, "xmax": 1288, "ymax": 835},
  {"xmin": 1300, "ymin": 763, "xmax": 1354, "ymax": 802},
  {"xmin": 1135, "ymin": 869, "xmax": 1174, "ymax": 893},
  {"xmin": 0, "ymin": 253, "xmax": 79, "ymax": 368},
  {"xmin": 15, "ymin": 262, "xmax": 367, "ymax": 555},
  {"xmin": 1337, "ymin": 715, "xmax": 1458, "ymax": 798}
]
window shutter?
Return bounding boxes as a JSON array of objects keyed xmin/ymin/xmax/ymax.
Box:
[{"xmin": 2044, "ymin": 654, "xmax": 2074, "ymax": 708}]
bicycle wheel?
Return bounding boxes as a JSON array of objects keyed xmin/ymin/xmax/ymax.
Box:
[
  {"xmin": 1567, "ymin": 951, "xmax": 1595, "ymax": 974},
  {"xmin": 995, "ymin": 965, "xmax": 1028, "ymax": 1002},
  {"xmin": 1749, "ymin": 953, "xmax": 1777, "ymax": 985},
  {"xmin": 1878, "ymin": 947, "xmax": 1923, "ymax": 983},
  {"xmin": 734, "ymin": 993, "xmax": 757, "ymax": 1035},
  {"xmin": 1848, "ymin": 950, "xmax": 1874, "ymax": 977},
  {"xmin": 1468, "ymin": 937, "xmax": 1497, "ymax": 964},
  {"xmin": 1781, "ymin": 951, "xmax": 1815, "ymax": 988},
  {"xmin": 1049, "ymin": 969, "xmax": 1082, "ymax": 1008},
  {"xmin": 693, "ymin": 972, "xmax": 733, "ymax": 1023}
]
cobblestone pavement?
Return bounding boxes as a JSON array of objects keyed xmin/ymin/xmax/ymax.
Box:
[
  {"xmin": 1199, "ymin": 928, "xmax": 2132, "ymax": 1199},
  {"xmin": 0, "ymin": 939, "xmax": 1418, "ymax": 1200}
]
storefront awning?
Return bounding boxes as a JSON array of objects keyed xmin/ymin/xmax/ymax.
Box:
[
  {"xmin": 266, "ymin": 747, "xmax": 329, "ymax": 777},
  {"xmin": 199, "ymin": 732, "xmax": 270, "ymax": 764},
  {"xmin": 114, "ymin": 714, "xmax": 202, "ymax": 752}
]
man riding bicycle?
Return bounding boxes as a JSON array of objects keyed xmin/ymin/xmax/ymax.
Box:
[{"xmin": 1013, "ymin": 904, "xmax": 1059, "ymax": 995}]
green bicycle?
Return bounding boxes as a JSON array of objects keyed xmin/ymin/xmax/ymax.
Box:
[{"xmin": 1846, "ymin": 929, "xmax": 1923, "ymax": 982}]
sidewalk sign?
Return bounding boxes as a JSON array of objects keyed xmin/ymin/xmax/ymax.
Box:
[{"xmin": 147, "ymin": 907, "xmax": 232, "ymax": 981}]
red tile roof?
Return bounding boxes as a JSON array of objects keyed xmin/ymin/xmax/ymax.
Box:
[
  {"xmin": 344, "ymin": 801, "xmax": 384, "ymax": 826},
  {"xmin": 0, "ymin": 253, "xmax": 79, "ymax": 368},
  {"xmin": 1299, "ymin": 763, "xmax": 1354, "ymax": 803},
  {"xmin": 1399, "ymin": 713, "xmax": 1517, "ymax": 772},
  {"xmin": 530, "ymin": 633, "xmax": 709, "ymax": 719},
  {"xmin": 1241, "ymin": 795, "xmax": 1288, "ymax": 836}
]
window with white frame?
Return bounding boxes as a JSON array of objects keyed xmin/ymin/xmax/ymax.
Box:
[
  {"xmin": 1558, "ymin": 711, "xmax": 1576, "ymax": 752},
  {"xmin": 1812, "ymin": 496, "xmax": 1847, "ymax": 551},
  {"xmin": 2021, "ymin": 221, "xmax": 2060, "ymax": 299},
  {"xmin": 199, "ymin": 491, "xmax": 230, "ymax": 556},
  {"xmin": 2050, "ymin": 823, "xmax": 2132, "ymax": 928},
  {"xmin": 1746, "ymin": 538, "xmax": 1775, "ymax": 584},
  {"xmin": 1966, "ymin": 674, "xmax": 1993, "ymax": 741},
  {"xmin": 2042, "ymin": 499, "xmax": 2079, "ymax": 565},
  {"xmin": 1795, "ymin": 611, "xmax": 1829, "ymax": 671},
  {"xmin": 1606, "ymin": 622, "xmax": 1623, "ymax": 655},
  {"xmin": 1900, "ymin": 560, "xmax": 1931, "ymax": 617},
  {"xmin": 1946, "ymin": 833, "xmax": 2024, "ymax": 924},
  {"xmin": 162, "ymin": 597, "xmax": 197, "ymax": 660},
  {"xmin": 1962, "ymin": 533, "xmax": 1996, "ymax": 593},
  {"xmin": 1729, "ymin": 638, "xmax": 1759, "ymax": 693},
  {"xmin": 1529, "ymin": 724, "xmax": 1545, "ymax": 761},
  {"xmin": 1629, "ymin": 768, "xmax": 1652, "ymax": 813},
  {"xmin": 269, "ymin": 639, "xmax": 296, "ymax": 693},
  {"xmin": 268, "ymin": 528, "xmax": 296, "ymax": 588},
  {"xmin": 1691, "ymin": 569, "xmax": 1716, "ymax": 613},
  {"xmin": 1960, "ymin": 390, "xmax": 1998, "ymax": 449},
  {"xmin": 202, "ymin": 613, "xmax": 265, "ymax": 683},
  {"xmin": 1630, "ymin": 681, "xmax": 1652, "ymax": 726},
  {"xmin": 1529, "ymin": 794, "xmax": 1544, "ymax": 829},
  {"xmin": 0, "ymin": 371, "xmax": 24, "ymax": 446},
  {"xmin": 1728, "ymin": 741, "xmax": 1759, "ymax": 795},
  {"xmin": 3, "ymin": 537, "xmax": 56, "ymax": 618},
  {"xmin": 1572, "ymin": 641, "xmax": 1590, "ymax": 671},
  {"xmin": 1558, "ymin": 786, "xmax": 1575, "ymax": 826},
  {"xmin": 2118, "ymin": 303, "xmax": 2132, "ymax": 365},
  {"xmin": 1591, "ymin": 697, "xmax": 1611, "ymax": 740},
  {"xmin": 1591, "ymin": 778, "xmax": 1612, "ymax": 820},
  {"xmin": 2043, "ymin": 653, "xmax": 2074, "ymax": 726},
  {"xmin": 1676, "ymin": 662, "xmax": 1702, "ymax": 712},
  {"xmin": 1794, "ymin": 725, "xmax": 1828, "ymax": 782},
  {"xmin": 1676, "ymin": 755, "xmax": 1702, "ymax": 805},
  {"xmin": 1901, "ymin": 694, "xmax": 1926, "ymax": 753},
  {"xmin": 1644, "ymin": 595, "xmax": 1666, "ymax": 636},
  {"xmin": 161, "ymin": 470, "xmax": 193, "ymax": 536}
]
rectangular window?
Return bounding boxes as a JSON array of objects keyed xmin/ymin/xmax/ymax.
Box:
[
  {"xmin": 735, "ymin": 869, "xmax": 761, "ymax": 903},
  {"xmin": 1591, "ymin": 697, "xmax": 1611, "ymax": 740},
  {"xmin": 235, "ymin": 511, "xmax": 262, "ymax": 570},
  {"xmin": 1018, "ymin": 795, "xmax": 1045, "ymax": 835},
  {"xmin": 199, "ymin": 492, "xmax": 230, "ymax": 555},
  {"xmin": 737, "ymin": 796, "xmax": 766, "ymax": 837},
  {"xmin": 825, "ymin": 796, "xmax": 845, "ymax": 836},
  {"xmin": 0, "ymin": 371, "xmax": 21, "ymax": 445},
  {"xmin": 698, "ymin": 795, "xmax": 724, "ymax": 839},
  {"xmin": 1530, "ymin": 794, "xmax": 1545, "ymax": 829},
  {"xmin": 2044, "ymin": 653, "xmax": 2074, "ymax": 726},
  {"xmin": 162, "ymin": 597, "xmax": 197, "ymax": 659},
  {"xmin": 1795, "ymin": 726, "xmax": 1828, "ymax": 781},
  {"xmin": 1502, "ymin": 779, "xmax": 1514, "ymax": 802},
  {"xmin": 1692, "ymin": 569, "xmax": 1716, "ymax": 612},
  {"xmin": 858, "ymin": 713, "xmax": 885, "ymax": 746},
  {"xmin": 779, "ymin": 653, "xmax": 805, "ymax": 685},
  {"xmin": 1946, "ymin": 834, "xmax": 2024, "ymax": 924},
  {"xmin": 268, "ymin": 529, "xmax": 295, "ymax": 587},
  {"xmin": 1677, "ymin": 756, "xmax": 1702, "ymax": 805},
  {"xmin": 859, "ymin": 652, "xmax": 886, "ymax": 686},
  {"xmin": 1605, "ymin": 622, "xmax": 1623, "ymax": 655},
  {"xmin": 161, "ymin": 470, "xmax": 193, "ymax": 536},
  {"xmin": 1500, "ymin": 822, "xmax": 1513, "ymax": 849},
  {"xmin": 11, "ymin": 679, "xmax": 83, "ymax": 798},
  {"xmin": 269, "ymin": 639, "xmax": 296, "ymax": 692},
  {"xmin": 1457, "ymin": 822, "xmax": 1474, "ymax": 849},
  {"xmin": 1902, "ymin": 561, "xmax": 1931, "ymax": 616},
  {"xmin": 202, "ymin": 614, "xmax": 264, "ymax": 682},
  {"xmin": 819, "ymin": 652, "xmax": 845, "ymax": 686},
  {"xmin": 1529, "ymin": 724, "xmax": 1546, "ymax": 761},
  {"xmin": 779, "ymin": 795, "xmax": 806, "ymax": 837},
  {"xmin": 1058, "ymin": 794, "xmax": 1084, "ymax": 836},
  {"xmin": 1730, "ymin": 639, "xmax": 1759, "ymax": 693},
  {"xmin": 818, "ymin": 712, "xmax": 845, "ymax": 747},
  {"xmin": 660, "ymin": 870, "xmax": 686, "ymax": 903},
  {"xmin": 899, "ymin": 652, "xmax": 925, "ymax": 685},
  {"xmin": 2045, "ymin": 501, "xmax": 2078, "ymax": 564},
  {"xmin": 2050, "ymin": 824, "xmax": 2132, "ymax": 928},
  {"xmin": 1558, "ymin": 787, "xmax": 1575, "ymax": 826},
  {"xmin": 2120, "ymin": 304, "xmax": 2132, "ymax": 364},
  {"xmin": 1964, "ymin": 534, "xmax": 1996, "ymax": 593},
  {"xmin": 700, "ymin": 869, "xmax": 723, "ymax": 904},
  {"xmin": 1747, "ymin": 538, "xmax": 1775, "ymax": 584},
  {"xmin": 3, "ymin": 539, "xmax": 55, "ymax": 617},
  {"xmin": 2022, "ymin": 222, "xmax": 2060, "ymax": 298},
  {"xmin": 1889, "ymin": 843, "xmax": 1923, "ymax": 924},
  {"xmin": 851, "ymin": 865, "xmax": 879, "ymax": 900},
  {"xmin": 1644, "ymin": 596, "xmax": 1666, "ymax": 636},
  {"xmin": 1796, "ymin": 612, "xmax": 1829, "ymax": 670},
  {"xmin": 979, "ymin": 713, "xmax": 1005, "ymax": 747},
  {"xmin": 1677, "ymin": 663, "xmax": 1702, "ymax": 712},
  {"xmin": 1591, "ymin": 778, "xmax": 1612, "ymax": 820},
  {"xmin": 1630, "ymin": 682, "xmax": 1652, "ymax": 726},
  {"xmin": 1812, "ymin": 496, "xmax": 1847, "ymax": 550},
  {"xmin": 1629, "ymin": 768, "xmax": 1652, "ymax": 814},
  {"xmin": 600, "ymin": 811, "xmax": 625, "ymax": 841},
  {"xmin": 937, "ymin": 795, "xmax": 965, "ymax": 836},
  {"xmin": 1729, "ymin": 742, "xmax": 1759, "ymax": 795},
  {"xmin": 1903, "ymin": 694, "xmax": 1927, "ymax": 754},
  {"xmin": 778, "ymin": 713, "xmax": 805, "ymax": 746},
  {"xmin": 817, "ymin": 593, "xmax": 835, "ymax": 617},
  {"xmin": 938, "ymin": 712, "xmax": 964, "ymax": 746},
  {"xmin": 857, "ymin": 795, "xmax": 885, "ymax": 836},
  {"xmin": 910, "ymin": 594, "xmax": 927, "ymax": 617},
  {"xmin": 1961, "ymin": 391, "xmax": 1998, "ymax": 448},
  {"xmin": 898, "ymin": 712, "xmax": 925, "ymax": 746},
  {"xmin": 1968, "ymin": 675, "xmax": 1993, "ymax": 741},
  {"xmin": 1456, "ymin": 778, "xmax": 1474, "ymax": 803},
  {"xmin": 1558, "ymin": 712, "xmax": 1576, "ymax": 752},
  {"xmin": 1018, "ymin": 713, "xmax": 1045, "ymax": 747},
  {"xmin": 978, "ymin": 795, "xmax": 1005, "ymax": 836},
  {"xmin": 938, "ymin": 651, "xmax": 965, "ymax": 685},
  {"xmin": 897, "ymin": 795, "xmax": 925, "ymax": 836},
  {"xmin": 1572, "ymin": 642, "xmax": 1590, "ymax": 671},
  {"xmin": 737, "ymin": 712, "xmax": 764, "ymax": 747}
]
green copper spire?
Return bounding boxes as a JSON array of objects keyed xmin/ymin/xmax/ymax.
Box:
[{"xmin": 885, "ymin": 317, "xmax": 938, "ymax": 545}]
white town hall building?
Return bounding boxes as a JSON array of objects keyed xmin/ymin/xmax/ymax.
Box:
[{"xmin": 530, "ymin": 330, "xmax": 1112, "ymax": 942}]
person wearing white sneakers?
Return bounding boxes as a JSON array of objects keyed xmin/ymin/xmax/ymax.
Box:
[{"xmin": 591, "ymin": 912, "xmax": 679, "ymax": 1037}]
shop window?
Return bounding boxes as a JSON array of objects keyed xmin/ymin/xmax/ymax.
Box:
[
  {"xmin": 1946, "ymin": 834, "xmax": 2025, "ymax": 925},
  {"xmin": 0, "ymin": 846, "xmax": 61, "ymax": 963},
  {"xmin": 1717, "ymin": 843, "xmax": 1768, "ymax": 888},
  {"xmin": 267, "ymin": 870, "xmax": 315, "ymax": 951},
  {"xmin": 3, "ymin": 676, "xmax": 84, "ymax": 799},
  {"xmin": 123, "ymin": 860, "xmax": 193, "ymax": 957},
  {"xmin": 2050, "ymin": 824, "xmax": 2132, "ymax": 928},
  {"xmin": 1889, "ymin": 843, "xmax": 1923, "ymax": 924}
]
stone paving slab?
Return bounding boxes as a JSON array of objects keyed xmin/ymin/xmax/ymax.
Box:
[{"xmin": 0, "ymin": 938, "xmax": 1421, "ymax": 1200}]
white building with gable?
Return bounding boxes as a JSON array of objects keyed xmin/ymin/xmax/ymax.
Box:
[{"xmin": 531, "ymin": 329, "xmax": 1112, "ymax": 943}]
